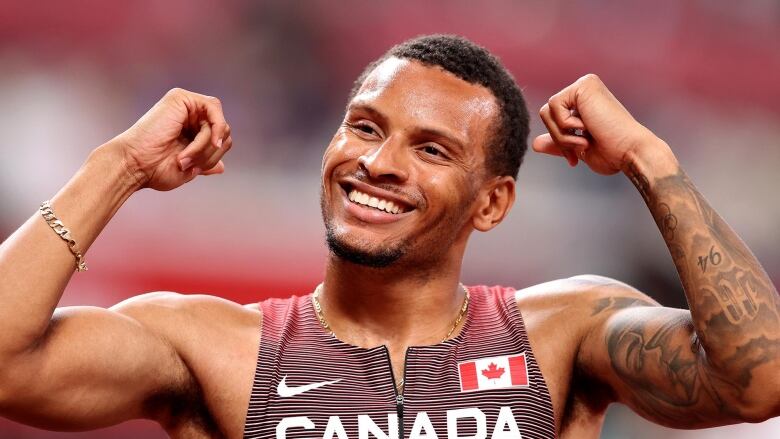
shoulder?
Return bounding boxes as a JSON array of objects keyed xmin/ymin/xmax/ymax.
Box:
[
  {"xmin": 514, "ymin": 274, "xmax": 659, "ymax": 317},
  {"xmin": 113, "ymin": 291, "xmax": 261, "ymax": 323},
  {"xmin": 509, "ymin": 275, "xmax": 662, "ymax": 420},
  {"xmin": 511, "ymin": 274, "xmax": 660, "ymax": 374},
  {"xmin": 110, "ymin": 293, "xmax": 265, "ymax": 433},
  {"xmin": 111, "ymin": 292, "xmax": 262, "ymax": 350}
]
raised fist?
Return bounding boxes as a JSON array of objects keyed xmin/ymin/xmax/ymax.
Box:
[
  {"xmin": 114, "ymin": 88, "xmax": 233, "ymax": 191},
  {"xmin": 532, "ymin": 74, "xmax": 670, "ymax": 175}
]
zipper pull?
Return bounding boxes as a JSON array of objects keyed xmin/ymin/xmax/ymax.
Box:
[{"xmin": 396, "ymin": 394, "xmax": 404, "ymax": 406}]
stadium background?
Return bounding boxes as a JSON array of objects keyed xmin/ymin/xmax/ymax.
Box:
[{"xmin": 0, "ymin": 1, "xmax": 778, "ymax": 437}]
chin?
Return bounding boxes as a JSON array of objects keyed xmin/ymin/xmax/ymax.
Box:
[{"xmin": 325, "ymin": 227, "xmax": 405, "ymax": 268}]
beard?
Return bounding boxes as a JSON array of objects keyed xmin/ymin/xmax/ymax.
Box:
[
  {"xmin": 320, "ymin": 184, "xmax": 409, "ymax": 268},
  {"xmin": 325, "ymin": 226, "xmax": 405, "ymax": 268}
]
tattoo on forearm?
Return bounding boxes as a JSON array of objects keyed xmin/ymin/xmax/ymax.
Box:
[
  {"xmin": 656, "ymin": 203, "xmax": 678, "ymax": 241},
  {"xmin": 696, "ymin": 245, "xmax": 721, "ymax": 273},
  {"xmin": 634, "ymin": 168, "xmax": 780, "ymax": 326},
  {"xmin": 617, "ymin": 164, "xmax": 780, "ymax": 422},
  {"xmin": 627, "ymin": 162, "xmax": 651, "ymax": 204},
  {"xmin": 711, "ymin": 268, "xmax": 760, "ymax": 324}
]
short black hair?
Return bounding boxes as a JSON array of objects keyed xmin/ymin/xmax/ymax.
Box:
[{"xmin": 348, "ymin": 34, "xmax": 529, "ymax": 179}]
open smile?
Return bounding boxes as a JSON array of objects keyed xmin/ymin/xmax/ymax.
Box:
[
  {"xmin": 338, "ymin": 181, "xmax": 416, "ymax": 224},
  {"xmin": 348, "ymin": 188, "xmax": 406, "ymax": 214}
]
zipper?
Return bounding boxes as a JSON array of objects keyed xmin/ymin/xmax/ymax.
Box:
[
  {"xmin": 384, "ymin": 346, "xmax": 409, "ymax": 438},
  {"xmin": 396, "ymin": 393, "xmax": 404, "ymax": 438}
]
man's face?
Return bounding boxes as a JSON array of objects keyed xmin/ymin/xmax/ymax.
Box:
[{"xmin": 320, "ymin": 57, "xmax": 499, "ymax": 268}]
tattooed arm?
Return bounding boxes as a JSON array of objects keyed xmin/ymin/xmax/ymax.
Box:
[
  {"xmin": 534, "ymin": 74, "xmax": 780, "ymax": 427},
  {"xmin": 599, "ymin": 148, "xmax": 779, "ymax": 426}
]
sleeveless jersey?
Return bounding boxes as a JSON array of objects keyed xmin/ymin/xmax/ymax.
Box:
[{"xmin": 243, "ymin": 285, "xmax": 555, "ymax": 438}]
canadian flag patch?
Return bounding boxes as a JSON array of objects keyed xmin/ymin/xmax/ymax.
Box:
[{"xmin": 458, "ymin": 353, "xmax": 529, "ymax": 392}]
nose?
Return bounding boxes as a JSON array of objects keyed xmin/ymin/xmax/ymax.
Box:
[{"xmin": 357, "ymin": 136, "xmax": 409, "ymax": 182}]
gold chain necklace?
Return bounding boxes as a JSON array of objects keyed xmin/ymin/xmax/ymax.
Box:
[{"xmin": 311, "ymin": 283, "xmax": 470, "ymax": 393}]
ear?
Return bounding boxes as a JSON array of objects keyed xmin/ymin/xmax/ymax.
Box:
[{"xmin": 472, "ymin": 176, "xmax": 516, "ymax": 232}]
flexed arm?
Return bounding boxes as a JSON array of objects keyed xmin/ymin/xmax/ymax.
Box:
[
  {"xmin": 534, "ymin": 75, "xmax": 779, "ymax": 427},
  {"xmin": 0, "ymin": 89, "xmax": 232, "ymax": 429}
]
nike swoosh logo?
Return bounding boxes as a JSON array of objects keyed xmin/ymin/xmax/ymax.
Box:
[{"xmin": 277, "ymin": 375, "xmax": 342, "ymax": 398}]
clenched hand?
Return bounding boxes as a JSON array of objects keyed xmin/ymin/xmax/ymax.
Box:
[
  {"xmin": 533, "ymin": 74, "xmax": 670, "ymax": 175},
  {"xmin": 114, "ymin": 88, "xmax": 233, "ymax": 191}
]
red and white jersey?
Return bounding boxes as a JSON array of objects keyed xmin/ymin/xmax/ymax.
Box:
[{"xmin": 243, "ymin": 285, "xmax": 555, "ymax": 438}]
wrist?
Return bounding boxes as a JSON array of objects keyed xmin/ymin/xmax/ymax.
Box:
[
  {"xmin": 92, "ymin": 139, "xmax": 148, "ymax": 192},
  {"xmin": 621, "ymin": 136, "xmax": 680, "ymax": 181},
  {"xmin": 43, "ymin": 140, "xmax": 144, "ymax": 257}
]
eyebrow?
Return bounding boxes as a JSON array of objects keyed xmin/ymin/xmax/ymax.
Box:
[
  {"xmin": 347, "ymin": 102, "xmax": 467, "ymax": 154},
  {"xmin": 413, "ymin": 127, "xmax": 466, "ymax": 154},
  {"xmin": 347, "ymin": 102, "xmax": 388, "ymax": 125}
]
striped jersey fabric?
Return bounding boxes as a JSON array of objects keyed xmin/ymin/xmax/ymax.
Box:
[{"xmin": 243, "ymin": 285, "xmax": 555, "ymax": 438}]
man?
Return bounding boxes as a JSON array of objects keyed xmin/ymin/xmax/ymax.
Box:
[{"xmin": 0, "ymin": 35, "xmax": 777, "ymax": 439}]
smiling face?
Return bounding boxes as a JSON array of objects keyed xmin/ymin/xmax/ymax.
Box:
[{"xmin": 320, "ymin": 57, "xmax": 506, "ymax": 269}]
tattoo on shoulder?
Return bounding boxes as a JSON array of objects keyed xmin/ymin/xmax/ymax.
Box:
[
  {"xmin": 591, "ymin": 296, "xmax": 657, "ymax": 316},
  {"xmin": 605, "ymin": 315, "xmax": 742, "ymax": 425}
]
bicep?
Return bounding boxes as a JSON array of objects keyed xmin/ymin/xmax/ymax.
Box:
[
  {"xmin": 0, "ymin": 299, "xmax": 191, "ymax": 430},
  {"xmin": 584, "ymin": 305, "xmax": 744, "ymax": 428}
]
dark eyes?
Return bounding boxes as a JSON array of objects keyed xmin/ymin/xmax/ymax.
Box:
[
  {"xmin": 346, "ymin": 120, "xmax": 449, "ymax": 160},
  {"xmin": 356, "ymin": 124, "xmax": 376, "ymax": 135},
  {"xmin": 345, "ymin": 121, "xmax": 378, "ymax": 137},
  {"xmin": 422, "ymin": 145, "xmax": 443, "ymax": 156}
]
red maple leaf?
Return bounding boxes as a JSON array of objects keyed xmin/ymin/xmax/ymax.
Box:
[{"xmin": 481, "ymin": 362, "xmax": 505, "ymax": 380}]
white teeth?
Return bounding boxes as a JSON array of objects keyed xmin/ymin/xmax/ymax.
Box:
[{"xmin": 347, "ymin": 189, "xmax": 407, "ymax": 214}]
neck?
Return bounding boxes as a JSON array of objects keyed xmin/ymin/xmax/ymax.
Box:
[{"xmin": 320, "ymin": 249, "xmax": 468, "ymax": 349}]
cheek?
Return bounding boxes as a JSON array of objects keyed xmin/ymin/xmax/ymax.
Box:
[
  {"xmin": 426, "ymin": 173, "xmax": 448, "ymax": 210},
  {"xmin": 427, "ymin": 170, "xmax": 445, "ymax": 187},
  {"xmin": 322, "ymin": 132, "xmax": 367, "ymax": 202},
  {"xmin": 323, "ymin": 132, "xmax": 364, "ymax": 173},
  {"xmin": 422, "ymin": 172, "xmax": 474, "ymax": 218}
]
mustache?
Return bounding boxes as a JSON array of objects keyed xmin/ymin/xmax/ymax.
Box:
[{"xmin": 347, "ymin": 168, "xmax": 425, "ymax": 208}]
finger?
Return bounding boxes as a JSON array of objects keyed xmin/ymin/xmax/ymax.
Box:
[
  {"xmin": 194, "ymin": 93, "xmax": 227, "ymax": 149},
  {"xmin": 186, "ymin": 105, "xmax": 200, "ymax": 136},
  {"xmin": 223, "ymin": 133, "xmax": 232, "ymax": 151},
  {"xmin": 532, "ymin": 134, "xmax": 578, "ymax": 167},
  {"xmin": 548, "ymin": 90, "xmax": 586, "ymax": 132},
  {"xmin": 539, "ymin": 104, "xmax": 589, "ymax": 151},
  {"xmin": 177, "ymin": 122, "xmax": 215, "ymax": 171},
  {"xmin": 201, "ymin": 160, "xmax": 225, "ymax": 176},
  {"xmin": 537, "ymin": 104, "xmax": 577, "ymax": 166},
  {"xmin": 199, "ymin": 135, "xmax": 232, "ymax": 172},
  {"xmin": 531, "ymin": 134, "xmax": 563, "ymax": 156},
  {"xmin": 562, "ymin": 149, "xmax": 579, "ymax": 167}
]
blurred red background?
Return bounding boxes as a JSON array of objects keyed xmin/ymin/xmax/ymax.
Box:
[{"xmin": 0, "ymin": 1, "xmax": 778, "ymax": 437}]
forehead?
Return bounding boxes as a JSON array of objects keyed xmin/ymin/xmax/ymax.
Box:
[{"xmin": 350, "ymin": 57, "xmax": 498, "ymax": 148}]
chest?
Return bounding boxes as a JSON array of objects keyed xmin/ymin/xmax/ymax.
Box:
[
  {"xmin": 176, "ymin": 291, "xmax": 577, "ymax": 439},
  {"xmin": 245, "ymin": 332, "xmax": 553, "ymax": 439},
  {"xmin": 174, "ymin": 330, "xmax": 599, "ymax": 439}
]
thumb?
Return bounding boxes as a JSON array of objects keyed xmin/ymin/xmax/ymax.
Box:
[
  {"xmin": 532, "ymin": 134, "xmax": 579, "ymax": 167},
  {"xmin": 532, "ymin": 134, "xmax": 562, "ymax": 157},
  {"xmin": 201, "ymin": 160, "xmax": 225, "ymax": 176}
]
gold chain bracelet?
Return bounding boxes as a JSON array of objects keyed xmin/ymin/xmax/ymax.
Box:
[{"xmin": 39, "ymin": 200, "xmax": 88, "ymax": 272}]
